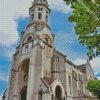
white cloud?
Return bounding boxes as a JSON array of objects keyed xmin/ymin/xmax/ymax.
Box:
[
  {"xmin": 0, "ymin": 76, "xmax": 7, "ymax": 82},
  {"xmin": 97, "ymin": 77, "xmax": 100, "ymax": 80},
  {"xmin": 0, "ymin": 45, "xmax": 15, "ymax": 60},
  {"xmin": 90, "ymin": 57, "xmax": 100, "ymax": 68},
  {"xmin": 0, "ymin": 67, "xmax": 9, "ymax": 82},
  {"xmin": 0, "ymin": 74, "xmax": 8, "ymax": 82},
  {"xmin": 0, "ymin": 0, "xmax": 71, "ymax": 47},
  {"xmin": 90, "ymin": 57, "xmax": 100, "ymax": 78},
  {"xmin": 48, "ymin": 0, "xmax": 72, "ymax": 13},
  {"xmin": 73, "ymin": 57, "xmax": 100, "ymax": 68},
  {"xmin": 73, "ymin": 58, "xmax": 86, "ymax": 65}
]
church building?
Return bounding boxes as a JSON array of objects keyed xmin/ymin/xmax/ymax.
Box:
[{"xmin": 4, "ymin": 0, "xmax": 95, "ymax": 100}]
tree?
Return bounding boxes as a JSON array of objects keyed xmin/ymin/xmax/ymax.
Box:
[
  {"xmin": 64, "ymin": 0, "xmax": 100, "ymax": 60},
  {"xmin": 87, "ymin": 80, "xmax": 100, "ymax": 100}
]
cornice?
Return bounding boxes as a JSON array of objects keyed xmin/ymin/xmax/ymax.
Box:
[
  {"xmin": 29, "ymin": 3, "xmax": 51, "ymax": 12},
  {"xmin": 26, "ymin": 21, "xmax": 51, "ymax": 30}
]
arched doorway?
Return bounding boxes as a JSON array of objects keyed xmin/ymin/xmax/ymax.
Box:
[
  {"xmin": 19, "ymin": 59, "xmax": 30, "ymax": 100},
  {"xmin": 55, "ymin": 86, "xmax": 62, "ymax": 100},
  {"xmin": 20, "ymin": 87, "xmax": 27, "ymax": 100},
  {"xmin": 20, "ymin": 59, "xmax": 30, "ymax": 87}
]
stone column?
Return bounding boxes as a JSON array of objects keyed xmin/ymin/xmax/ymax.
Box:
[
  {"xmin": 13, "ymin": 72, "xmax": 20, "ymax": 100},
  {"xmin": 27, "ymin": 45, "xmax": 42, "ymax": 100},
  {"xmin": 26, "ymin": 62, "xmax": 35, "ymax": 100}
]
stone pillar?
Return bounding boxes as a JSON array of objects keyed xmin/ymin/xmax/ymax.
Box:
[
  {"xmin": 47, "ymin": 94, "xmax": 50, "ymax": 100},
  {"xmin": 34, "ymin": 94, "xmax": 38, "ymax": 100},
  {"xmin": 42, "ymin": 94, "xmax": 45, "ymax": 100},
  {"xmin": 41, "ymin": 47, "xmax": 45, "ymax": 78},
  {"xmin": 26, "ymin": 62, "xmax": 35, "ymax": 100},
  {"xmin": 7, "ymin": 70, "xmax": 17, "ymax": 100},
  {"xmin": 26, "ymin": 45, "xmax": 42, "ymax": 100}
]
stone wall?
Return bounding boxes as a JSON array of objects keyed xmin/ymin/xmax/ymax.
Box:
[{"xmin": 51, "ymin": 50, "xmax": 67, "ymax": 92}]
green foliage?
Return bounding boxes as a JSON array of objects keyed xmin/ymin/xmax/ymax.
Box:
[
  {"xmin": 87, "ymin": 80, "xmax": 100, "ymax": 99},
  {"xmin": 64, "ymin": 0, "xmax": 100, "ymax": 60}
]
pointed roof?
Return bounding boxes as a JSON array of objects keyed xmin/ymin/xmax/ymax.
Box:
[
  {"xmin": 42, "ymin": 77, "xmax": 54, "ymax": 86},
  {"xmin": 78, "ymin": 64, "xmax": 87, "ymax": 73}
]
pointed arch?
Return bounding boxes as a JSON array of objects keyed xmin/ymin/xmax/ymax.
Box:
[
  {"xmin": 44, "ymin": 34, "xmax": 52, "ymax": 45},
  {"xmin": 20, "ymin": 58, "xmax": 30, "ymax": 72},
  {"xmin": 27, "ymin": 36, "xmax": 32, "ymax": 42},
  {"xmin": 45, "ymin": 15, "xmax": 48, "ymax": 22},
  {"xmin": 31, "ymin": 14, "xmax": 34, "ymax": 20},
  {"xmin": 19, "ymin": 58, "xmax": 30, "ymax": 96},
  {"xmin": 55, "ymin": 86, "xmax": 62, "ymax": 100},
  {"xmin": 38, "ymin": 12, "xmax": 42, "ymax": 20},
  {"xmin": 51, "ymin": 79, "xmax": 65, "ymax": 98},
  {"xmin": 23, "ymin": 33, "xmax": 33, "ymax": 44}
]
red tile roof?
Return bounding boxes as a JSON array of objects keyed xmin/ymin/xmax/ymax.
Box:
[
  {"xmin": 78, "ymin": 64, "xmax": 87, "ymax": 73},
  {"xmin": 42, "ymin": 77, "xmax": 54, "ymax": 86}
]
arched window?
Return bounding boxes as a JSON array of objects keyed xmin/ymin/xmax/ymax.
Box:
[
  {"xmin": 69, "ymin": 76, "xmax": 71, "ymax": 87},
  {"xmin": 38, "ymin": 7, "xmax": 43, "ymax": 11},
  {"xmin": 45, "ymin": 15, "xmax": 48, "ymax": 22},
  {"xmin": 27, "ymin": 36, "xmax": 32, "ymax": 42},
  {"xmin": 31, "ymin": 14, "xmax": 34, "ymax": 20},
  {"xmin": 46, "ymin": 10, "xmax": 48, "ymax": 14},
  {"xmin": 38, "ymin": 7, "xmax": 41, "ymax": 11},
  {"xmin": 20, "ymin": 59, "xmax": 29, "ymax": 100},
  {"xmin": 24, "ymin": 74, "xmax": 28, "ymax": 82},
  {"xmin": 25, "ymin": 45, "xmax": 28, "ymax": 54},
  {"xmin": 38, "ymin": 12, "xmax": 42, "ymax": 20},
  {"xmin": 45, "ymin": 38, "xmax": 48, "ymax": 43},
  {"xmin": 46, "ymin": 71, "xmax": 48, "ymax": 77},
  {"xmin": 32, "ymin": 8, "xmax": 35, "ymax": 12}
]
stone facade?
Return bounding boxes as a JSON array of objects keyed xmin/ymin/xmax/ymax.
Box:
[{"xmin": 4, "ymin": 0, "xmax": 95, "ymax": 100}]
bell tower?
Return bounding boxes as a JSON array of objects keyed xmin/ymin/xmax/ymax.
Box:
[
  {"xmin": 29, "ymin": 0, "xmax": 51, "ymax": 28},
  {"xmin": 22, "ymin": 0, "xmax": 54, "ymax": 79},
  {"xmin": 7, "ymin": 0, "xmax": 54, "ymax": 100}
]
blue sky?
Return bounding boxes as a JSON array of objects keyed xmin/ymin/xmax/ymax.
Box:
[{"xmin": 0, "ymin": 0, "xmax": 100, "ymax": 96}]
